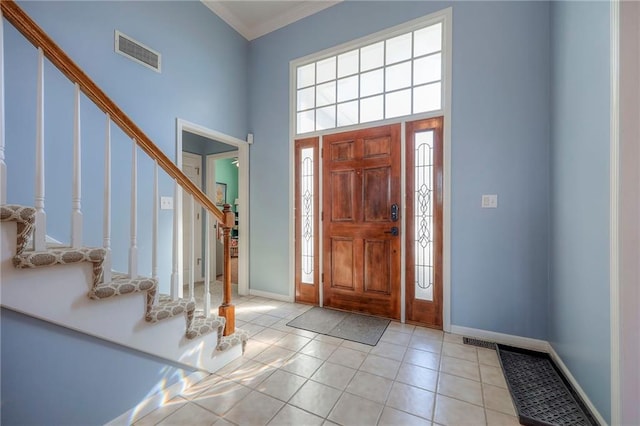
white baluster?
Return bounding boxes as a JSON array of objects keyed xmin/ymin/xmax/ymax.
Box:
[
  {"xmin": 128, "ymin": 140, "xmax": 137, "ymax": 278},
  {"xmin": 171, "ymin": 182, "xmax": 181, "ymax": 300},
  {"xmin": 71, "ymin": 84, "xmax": 82, "ymax": 247},
  {"xmin": 0, "ymin": 7, "xmax": 6, "ymax": 204},
  {"xmin": 204, "ymin": 210, "xmax": 211, "ymax": 317},
  {"xmin": 188, "ymin": 194, "xmax": 195, "ymax": 301},
  {"xmin": 34, "ymin": 48, "xmax": 46, "ymax": 251},
  {"xmin": 103, "ymin": 115, "xmax": 111, "ymax": 283},
  {"xmin": 152, "ymin": 160, "xmax": 158, "ymax": 282}
]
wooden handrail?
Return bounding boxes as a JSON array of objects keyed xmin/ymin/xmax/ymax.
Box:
[{"xmin": 0, "ymin": 0, "xmax": 223, "ymax": 224}]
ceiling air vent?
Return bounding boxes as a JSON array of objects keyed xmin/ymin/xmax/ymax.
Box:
[{"xmin": 115, "ymin": 31, "xmax": 161, "ymax": 73}]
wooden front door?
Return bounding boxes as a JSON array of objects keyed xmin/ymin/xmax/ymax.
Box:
[
  {"xmin": 406, "ymin": 117, "xmax": 443, "ymax": 328},
  {"xmin": 322, "ymin": 124, "xmax": 401, "ymax": 319}
]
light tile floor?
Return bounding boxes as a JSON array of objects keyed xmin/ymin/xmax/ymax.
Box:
[{"xmin": 135, "ymin": 294, "xmax": 519, "ymax": 426}]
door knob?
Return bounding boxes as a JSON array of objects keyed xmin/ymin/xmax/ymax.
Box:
[{"xmin": 384, "ymin": 227, "xmax": 399, "ymax": 236}]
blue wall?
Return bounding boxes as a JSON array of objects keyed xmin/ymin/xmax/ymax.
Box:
[
  {"xmin": 249, "ymin": 1, "xmax": 551, "ymax": 339},
  {"xmin": 5, "ymin": 0, "xmax": 249, "ymax": 292},
  {"xmin": 549, "ymin": 2, "xmax": 611, "ymax": 421},
  {"xmin": 1, "ymin": 308, "xmax": 196, "ymax": 425}
]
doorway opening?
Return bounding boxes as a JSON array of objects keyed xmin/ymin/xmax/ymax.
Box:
[{"xmin": 176, "ymin": 119, "xmax": 249, "ymax": 298}]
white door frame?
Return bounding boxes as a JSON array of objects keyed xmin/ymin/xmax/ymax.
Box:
[{"xmin": 176, "ymin": 119, "xmax": 249, "ymax": 296}]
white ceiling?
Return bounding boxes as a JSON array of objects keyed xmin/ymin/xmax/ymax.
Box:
[{"xmin": 202, "ymin": 1, "xmax": 341, "ymax": 41}]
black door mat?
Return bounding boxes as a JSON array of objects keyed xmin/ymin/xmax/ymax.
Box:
[
  {"xmin": 496, "ymin": 344, "xmax": 599, "ymax": 426},
  {"xmin": 286, "ymin": 307, "xmax": 390, "ymax": 346}
]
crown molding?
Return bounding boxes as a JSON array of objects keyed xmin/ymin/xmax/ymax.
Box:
[{"xmin": 202, "ymin": 1, "xmax": 341, "ymax": 41}]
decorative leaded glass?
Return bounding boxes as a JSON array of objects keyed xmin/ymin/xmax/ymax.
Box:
[
  {"xmin": 414, "ymin": 131, "xmax": 434, "ymax": 301},
  {"xmin": 301, "ymin": 147, "xmax": 314, "ymax": 283}
]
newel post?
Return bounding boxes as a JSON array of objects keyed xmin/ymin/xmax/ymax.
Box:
[{"xmin": 219, "ymin": 203, "xmax": 235, "ymax": 336}]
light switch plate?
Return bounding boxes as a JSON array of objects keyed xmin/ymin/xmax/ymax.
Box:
[
  {"xmin": 482, "ymin": 194, "xmax": 498, "ymax": 208},
  {"xmin": 160, "ymin": 196, "xmax": 173, "ymax": 210}
]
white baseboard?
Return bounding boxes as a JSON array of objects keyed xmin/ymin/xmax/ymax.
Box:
[
  {"xmin": 449, "ymin": 325, "xmax": 550, "ymax": 352},
  {"xmin": 249, "ymin": 288, "xmax": 294, "ymax": 302},
  {"xmin": 105, "ymin": 370, "xmax": 209, "ymax": 425},
  {"xmin": 548, "ymin": 344, "xmax": 607, "ymax": 426}
]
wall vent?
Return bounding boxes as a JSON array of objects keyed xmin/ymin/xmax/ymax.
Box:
[{"xmin": 115, "ymin": 31, "xmax": 161, "ymax": 73}]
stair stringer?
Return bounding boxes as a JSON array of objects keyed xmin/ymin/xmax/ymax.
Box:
[{"xmin": 0, "ymin": 221, "xmax": 242, "ymax": 373}]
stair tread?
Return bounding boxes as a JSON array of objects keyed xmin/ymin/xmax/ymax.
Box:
[
  {"xmin": 13, "ymin": 246, "xmax": 106, "ymax": 268},
  {"xmin": 89, "ymin": 274, "xmax": 157, "ymax": 300},
  {"xmin": 146, "ymin": 294, "xmax": 196, "ymax": 323},
  {"xmin": 186, "ymin": 315, "xmax": 226, "ymax": 340}
]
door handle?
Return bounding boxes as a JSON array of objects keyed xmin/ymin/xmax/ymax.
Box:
[
  {"xmin": 384, "ymin": 227, "xmax": 399, "ymax": 236},
  {"xmin": 390, "ymin": 203, "xmax": 399, "ymax": 222}
]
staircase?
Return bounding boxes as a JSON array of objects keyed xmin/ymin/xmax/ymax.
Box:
[{"xmin": 0, "ymin": 0, "xmax": 247, "ymax": 377}]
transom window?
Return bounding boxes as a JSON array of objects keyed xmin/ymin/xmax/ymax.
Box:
[{"xmin": 295, "ymin": 21, "xmax": 443, "ymax": 134}]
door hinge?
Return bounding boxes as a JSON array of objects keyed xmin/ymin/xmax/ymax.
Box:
[
  {"xmin": 321, "ymin": 148, "xmax": 323, "ymax": 158},
  {"xmin": 196, "ymin": 212, "xmax": 200, "ymax": 220},
  {"xmin": 321, "ymin": 211, "xmax": 324, "ymax": 221},
  {"xmin": 321, "ymin": 273, "xmax": 324, "ymax": 283}
]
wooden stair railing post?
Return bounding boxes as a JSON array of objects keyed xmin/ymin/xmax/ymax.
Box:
[{"xmin": 219, "ymin": 204, "xmax": 235, "ymax": 336}]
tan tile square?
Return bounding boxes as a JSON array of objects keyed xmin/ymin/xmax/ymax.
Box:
[
  {"xmin": 443, "ymin": 333, "xmax": 464, "ymax": 344},
  {"xmin": 300, "ymin": 340, "xmax": 339, "ymax": 360},
  {"xmin": 280, "ymin": 353, "xmax": 325, "ymax": 378},
  {"xmin": 239, "ymin": 322, "xmax": 266, "ymax": 337},
  {"xmin": 409, "ymin": 335, "xmax": 443, "ymax": 354},
  {"xmin": 267, "ymin": 404, "xmax": 324, "ymax": 426},
  {"xmin": 253, "ymin": 346, "xmax": 296, "ymax": 367},
  {"xmin": 191, "ymin": 380, "xmax": 251, "ymax": 416},
  {"xmin": 370, "ymin": 341, "xmax": 407, "ymax": 361},
  {"xmin": 485, "ymin": 408, "xmax": 520, "ymax": 426},
  {"xmin": 483, "ymin": 384, "xmax": 516, "ymax": 416},
  {"xmin": 434, "ymin": 394, "xmax": 486, "ymax": 426},
  {"xmin": 253, "ymin": 328, "xmax": 289, "ymax": 345},
  {"xmin": 181, "ymin": 375, "xmax": 223, "ymax": 400},
  {"xmin": 157, "ymin": 402, "xmax": 219, "ymax": 426},
  {"xmin": 340, "ymin": 340, "xmax": 373, "ymax": 353},
  {"xmin": 289, "ymin": 380, "xmax": 342, "ymax": 418},
  {"xmin": 134, "ymin": 397, "xmax": 187, "ymax": 426},
  {"xmin": 251, "ymin": 314, "xmax": 281, "ymax": 327},
  {"xmin": 478, "ymin": 348, "xmax": 501, "ymax": 367},
  {"xmin": 359, "ymin": 354, "xmax": 401, "ymax": 379},
  {"xmin": 315, "ymin": 334, "xmax": 344, "ymax": 345},
  {"xmin": 480, "ymin": 364, "xmax": 507, "ymax": 388},
  {"xmin": 437, "ymin": 372, "xmax": 483, "ymax": 406},
  {"xmin": 345, "ymin": 371, "xmax": 393, "ymax": 403},
  {"xmin": 396, "ymin": 362, "xmax": 438, "ymax": 392},
  {"xmin": 225, "ymin": 359, "xmax": 276, "ymax": 388},
  {"xmin": 255, "ymin": 369, "xmax": 307, "ymax": 402},
  {"xmin": 224, "ymin": 391, "xmax": 284, "ymax": 426},
  {"xmin": 327, "ymin": 346, "xmax": 367, "ymax": 369},
  {"xmin": 403, "ymin": 348, "xmax": 440, "ymax": 370},
  {"xmin": 386, "ymin": 382, "xmax": 435, "ymax": 420},
  {"xmin": 413, "ymin": 327, "xmax": 444, "ymax": 341},
  {"xmin": 328, "ymin": 392, "xmax": 384, "ymax": 426},
  {"xmin": 310, "ymin": 361, "xmax": 356, "ymax": 390},
  {"xmin": 387, "ymin": 322, "xmax": 416, "ymax": 335},
  {"xmin": 381, "ymin": 329, "xmax": 412, "ymax": 346},
  {"xmin": 274, "ymin": 334, "xmax": 312, "ymax": 351},
  {"xmin": 242, "ymin": 340, "xmax": 270, "ymax": 359},
  {"xmin": 440, "ymin": 355, "xmax": 481, "ymax": 381},
  {"xmin": 442, "ymin": 342, "xmax": 478, "ymax": 362},
  {"xmin": 378, "ymin": 407, "xmax": 430, "ymax": 426}
]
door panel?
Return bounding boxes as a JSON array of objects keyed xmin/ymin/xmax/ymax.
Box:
[
  {"xmin": 406, "ymin": 117, "xmax": 443, "ymax": 328},
  {"xmin": 323, "ymin": 124, "xmax": 401, "ymax": 319}
]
